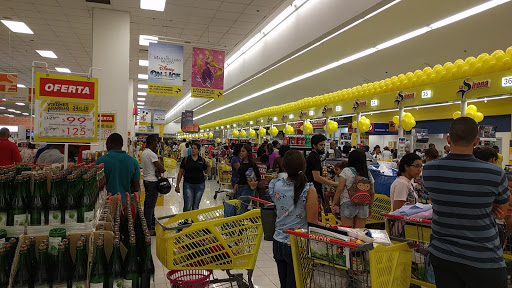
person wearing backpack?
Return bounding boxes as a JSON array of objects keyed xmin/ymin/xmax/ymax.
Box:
[{"xmin": 331, "ymin": 149, "xmax": 375, "ymax": 228}]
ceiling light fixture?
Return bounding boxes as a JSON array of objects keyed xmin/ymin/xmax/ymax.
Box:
[
  {"xmin": 36, "ymin": 50, "xmax": 57, "ymax": 59},
  {"xmin": 138, "ymin": 84, "xmax": 148, "ymax": 89},
  {"xmin": 140, "ymin": 0, "xmax": 166, "ymax": 11},
  {"xmin": 137, "ymin": 97, "xmax": 146, "ymax": 101},
  {"xmin": 7, "ymin": 109, "xmax": 14, "ymax": 112},
  {"xmin": 138, "ymin": 92, "xmax": 147, "ymax": 96},
  {"xmin": 429, "ymin": 0, "xmax": 510, "ymax": 29},
  {"xmin": 55, "ymin": 67, "xmax": 71, "ymax": 73},
  {"xmin": 138, "ymin": 74, "xmax": 148, "ymax": 79},
  {"xmin": 139, "ymin": 60, "xmax": 148, "ymax": 66},
  {"xmin": 17, "ymin": 84, "xmax": 26, "ymax": 88},
  {"xmin": 15, "ymin": 103, "xmax": 25, "ymax": 106},
  {"xmin": 139, "ymin": 35, "xmax": 158, "ymax": 46},
  {"xmin": 262, "ymin": 5, "xmax": 295, "ymax": 35},
  {"xmin": 375, "ymin": 27, "xmax": 431, "ymax": 50},
  {"xmin": 137, "ymin": 102, "xmax": 144, "ymax": 105},
  {"xmin": 0, "ymin": 107, "xmax": 4, "ymax": 109},
  {"xmin": 1, "ymin": 20, "xmax": 33, "ymax": 34},
  {"xmin": 22, "ymin": 113, "xmax": 29, "ymax": 116}
]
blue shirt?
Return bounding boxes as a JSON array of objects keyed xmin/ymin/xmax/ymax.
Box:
[
  {"xmin": 423, "ymin": 153, "xmax": 510, "ymax": 268},
  {"xmin": 96, "ymin": 150, "xmax": 141, "ymax": 204},
  {"xmin": 269, "ymin": 178, "xmax": 312, "ymax": 243}
]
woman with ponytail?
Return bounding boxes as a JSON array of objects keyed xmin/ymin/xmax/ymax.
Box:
[{"xmin": 269, "ymin": 150, "xmax": 325, "ymax": 288}]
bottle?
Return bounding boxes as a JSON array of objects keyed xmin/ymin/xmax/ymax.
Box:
[
  {"xmin": 30, "ymin": 175, "xmax": 44, "ymax": 226},
  {"xmin": 24, "ymin": 239, "xmax": 35, "ymax": 272},
  {"xmin": 13, "ymin": 244, "xmax": 32, "ymax": 287},
  {"xmin": 0, "ymin": 176, "xmax": 8, "ymax": 227},
  {"xmin": 48, "ymin": 176, "xmax": 62, "ymax": 225},
  {"xmin": 65, "ymin": 175, "xmax": 77, "ymax": 224},
  {"xmin": 11, "ymin": 175, "xmax": 27, "ymax": 226},
  {"xmin": 109, "ymin": 239, "xmax": 123, "ymax": 288},
  {"xmin": 79, "ymin": 174, "xmax": 94, "ymax": 223},
  {"xmin": 0, "ymin": 246, "xmax": 9, "ymax": 288},
  {"xmin": 0, "ymin": 230, "xmax": 6, "ymax": 246},
  {"xmin": 123, "ymin": 237, "xmax": 140, "ymax": 288},
  {"xmin": 3, "ymin": 243, "xmax": 12, "ymax": 274},
  {"xmin": 140, "ymin": 237, "xmax": 155, "ymax": 288},
  {"xmin": 90, "ymin": 240, "xmax": 107, "ymax": 288},
  {"xmin": 34, "ymin": 244, "xmax": 50, "ymax": 288},
  {"xmin": 8, "ymin": 238, "xmax": 17, "ymax": 267},
  {"xmin": 62, "ymin": 238, "xmax": 73, "ymax": 283},
  {"xmin": 72, "ymin": 241, "xmax": 87, "ymax": 288},
  {"xmin": 53, "ymin": 243, "xmax": 70, "ymax": 288}
]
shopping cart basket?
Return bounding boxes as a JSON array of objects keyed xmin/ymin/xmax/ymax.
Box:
[
  {"xmin": 215, "ymin": 162, "xmax": 233, "ymax": 200},
  {"xmin": 382, "ymin": 213, "xmax": 435, "ymax": 287},
  {"xmin": 320, "ymin": 194, "xmax": 391, "ymax": 227},
  {"xmin": 287, "ymin": 229, "xmax": 412, "ymax": 288},
  {"xmin": 155, "ymin": 199, "xmax": 263, "ymax": 287}
]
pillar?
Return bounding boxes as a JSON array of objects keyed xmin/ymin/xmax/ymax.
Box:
[{"xmin": 92, "ymin": 8, "xmax": 130, "ymax": 150}]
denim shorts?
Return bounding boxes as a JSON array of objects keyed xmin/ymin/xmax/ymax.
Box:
[{"xmin": 339, "ymin": 201, "xmax": 369, "ymax": 219}]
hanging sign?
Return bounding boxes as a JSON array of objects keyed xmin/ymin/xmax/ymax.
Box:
[
  {"xmin": 148, "ymin": 43, "xmax": 183, "ymax": 96},
  {"xmin": 138, "ymin": 108, "xmax": 152, "ymax": 126},
  {"xmin": 0, "ymin": 73, "xmax": 17, "ymax": 94},
  {"xmin": 34, "ymin": 73, "xmax": 98, "ymax": 142},
  {"xmin": 191, "ymin": 48, "xmax": 225, "ymax": 100},
  {"xmin": 310, "ymin": 119, "xmax": 326, "ymax": 128},
  {"xmin": 5, "ymin": 88, "xmax": 33, "ymax": 103},
  {"xmin": 98, "ymin": 113, "xmax": 116, "ymax": 140},
  {"xmin": 152, "ymin": 109, "xmax": 166, "ymax": 127}
]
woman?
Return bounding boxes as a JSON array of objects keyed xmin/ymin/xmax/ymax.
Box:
[
  {"xmin": 272, "ymin": 145, "xmax": 290, "ymax": 174},
  {"xmin": 230, "ymin": 144, "xmax": 243, "ymax": 189},
  {"xmin": 390, "ymin": 153, "xmax": 422, "ymax": 211},
  {"xmin": 267, "ymin": 143, "xmax": 279, "ymax": 170},
  {"xmin": 424, "ymin": 147, "xmax": 439, "ymax": 162},
  {"xmin": 234, "ymin": 144, "xmax": 261, "ymax": 205},
  {"xmin": 331, "ymin": 149, "xmax": 374, "ymax": 228},
  {"xmin": 175, "ymin": 142, "xmax": 211, "ymax": 212},
  {"xmin": 270, "ymin": 150, "xmax": 325, "ymax": 288}
]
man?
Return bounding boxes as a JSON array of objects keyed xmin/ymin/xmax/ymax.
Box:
[
  {"xmin": 306, "ymin": 134, "xmax": 338, "ymax": 200},
  {"xmin": 493, "ymin": 145, "xmax": 504, "ymax": 167},
  {"xmin": 0, "ymin": 128, "xmax": 22, "ymax": 166},
  {"xmin": 327, "ymin": 141, "xmax": 342, "ymax": 158},
  {"xmin": 96, "ymin": 133, "xmax": 140, "ymax": 204},
  {"xmin": 37, "ymin": 144, "xmax": 79, "ymax": 164},
  {"xmin": 179, "ymin": 139, "xmax": 187, "ymax": 161},
  {"xmin": 423, "ymin": 117, "xmax": 509, "ymax": 288},
  {"xmin": 381, "ymin": 146, "xmax": 392, "ymax": 159},
  {"xmin": 20, "ymin": 142, "xmax": 37, "ymax": 163},
  {"xmin": 257, "ymin": 140, "xmax": 269, "ymax": 158},
  {"xmin": 443, "ymin": 144, "xmax": 450, "ymax": 157},
  {"xmin": 141, "ymin": 135, "xmax": 165, "ymax": 234},
  {"xmin": 428, "ymin": 143, "xmax": 436, "ymax": 149}
]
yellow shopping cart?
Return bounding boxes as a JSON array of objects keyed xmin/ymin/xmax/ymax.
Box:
[
  {"xmin": 320, "ymin": 194, "xmax": 391, "ymax": 227},
  {"xmin": 215, "ymin": 162, "xmax": 233, "ymax": 200},
  {"xmin": 155, "ymin": 200, "xmax": 263, "ymax": 287}
]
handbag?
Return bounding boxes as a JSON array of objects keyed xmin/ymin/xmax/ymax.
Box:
[{"xmin": 156, "ymin": 168, "xmax": 172, "ymax": 194}]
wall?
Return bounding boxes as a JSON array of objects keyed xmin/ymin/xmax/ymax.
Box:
[{"xmin": 0, "ymin": 117, "xmax": 33, "ymax": 129}]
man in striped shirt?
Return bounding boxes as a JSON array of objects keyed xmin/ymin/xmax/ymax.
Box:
[{"xmin": 423, "ymin": 117, "xmax": 509, "ymax": 288}]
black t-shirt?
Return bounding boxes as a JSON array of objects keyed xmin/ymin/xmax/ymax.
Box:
[
  {"xmin": 180, "ymin": 156, "xmax": 207, "ymax": 184},
  {"xmin": 306, "ymin": 150, "xmax": 322, "ymax": 193},
  {"xmin": 237, "ymin": 161, "xmax": 261, "ymax": 185}
]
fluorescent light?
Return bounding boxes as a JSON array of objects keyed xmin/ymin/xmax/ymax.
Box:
[
  {"xmin": 36, "ymin": 50, "xmax": 57, "ymax": 58},
  {"xmin": 137, "ymin": 105, "xmax": 144, "ymax": 108},
  {"xmin": 226, "ymin": 50, "xmax": 243, "ymax": 66},
  {"xmin": 22, "ymin": 113, "xmax": 28, "ymax": 115},
  {"xmin": 137, "ymin": 97, "xmax": 146, "ymax": 101},
  {"xmin": 338, "ymin": 48, "xmax": 377, "ymax": 65},
  {"xmin": 241, "ymin": 33, "xmax": 263, "ymax": 52},
  {"xmin": 138, "ymin": 92, "xmax": 147, "ymax": 96},
  {"xmin": 193, "ymin": 99, "xmax": 214, "ymax": 111},
  {"xmin": 292, "ymin": 0, "xmax": 308, "ymax": 8},
  {"xmin": 55, "ymin": 67, "xmax": 71, "ymax": 73},
  {"xmin": 17, "ymin": 84, "xmax": 25, "ymax": 88},
  {"xmin": 138, "ymin": 74, "xmax": 148, "ymax": 79},
  {"xmin": 1, "ymin": 20, "xmax": 33, "ymax": 34},
  {"xmin": 138, "ymin": 84, "xmax": 148, "ymax": 89},
  {"xmin": 139, "ymin": 35, "xmax": 158, "ymax": 46},
  {"xmin": 0, "ymin": 107, "xmax": 5, "ymax": 109},
  {"xmin": 430, "ymin": 0, "xmax": 510, "ymax": 29},
  {"xmin": 376, "ymin": 27, "xmax": 431, "ymax": 50},
  {"xmin": 15, "ymin": 103, "xmax": 25, "ymax": 106},
  {"xmin": 8, "ymin": 115, "xmax": 14, "ymax": 118},
  {"xmin": 140, "ymin": 0, "xmax": 166, "ymax": 11},
  {"xmin": 262, "ymin": 5, "xmax": 295, "ymax": 35},
  {"xmin": 137, "ymin": 102, "xmax": 145, "ymax": 105},
  {"xmin": 13, "ymin": 111, "xmax": 21, "ymax": 114},
  {"xmin": 7, "ymin": 109, "xmax": 14, "ymax": 112},
  {"xmin": 139, "ymin": 60, "xmax": 148, "ymax": 66}
]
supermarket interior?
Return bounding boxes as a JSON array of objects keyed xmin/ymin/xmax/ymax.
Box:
[{"xmin": 1, "ymin": 0, "xmax": 512, "ymax": 287}]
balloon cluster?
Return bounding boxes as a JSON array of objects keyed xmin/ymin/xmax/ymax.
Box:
[
  {"xmin": 258, "ymin": 127, "xmax": 266, "ymax": 137},
  {"xmin": 232, "ymin": 130, "xmax": 239, "ymax": 137},
  {"xmin": 240, "ymin": 130, "xmax": 247, "ymax": 138},
  {"xmin": 303, "ymin": 121, "xmax": 313, "ymax": 134},
  {"xmin": 392, "ymin": 113, "xmax": 416, "ymax": 131},
  {"xmin": 284, "ymin": 125, "xmax": 295, "ymax": 134},
  {"xmin": 249, "ymin": 129, "xmax": 256, "ymax": 138},
  {"xmin": 325, "ymin": 120, "xmax": 338, "ymax": 134},
  {"xmin": 352, "ymin": 116, "xmax": 371, "ymax": 133},
  {"xmin": 453, "ymin": 105, "xmax": 484, "ymax": 122},
  {"xmin": 216, "ymin": 138, "xmax": 221, "ymax": 144},
  {"xmin": 270, "ymin": 127, "xmax": 279, "ymax": 137},
  {"xmin": 209, "ymin": 133, "xmax": 213, "ymax": 139}
]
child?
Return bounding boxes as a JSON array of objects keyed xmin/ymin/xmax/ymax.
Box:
[{"xmin": 326, "ymin": 161, "xmax": 348, "ymax": 214}]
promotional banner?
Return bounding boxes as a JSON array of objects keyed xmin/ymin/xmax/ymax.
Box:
[
  {"xmin": 181, "ymin": 110, "xmax": 193, "ymax": 130},
  {"xmin": 148, "ymin": 43, "xmax": 183, "ymax": 96},
  {"xmin": 138, "ymin": 108, "xmax": 152, "ymax": 126},
  {"xmin": 191, "ymin": 48, "xmax": 225, "ymax": 100},
  {"xmin": 98, "ymin": 113, "xmax": 116, "ymax": 140},
  {"xmin": 0, "ymin": 73, "xmax": 17, "ymax": 94},
  {"xmin": 5, "ymin": 88, "xmax": 33, "ymax": 103},
  {"xmin": 152, "ymin": 109, "xmax": 166, "ymax": 127},
  {"xmin": 34, "ymin": 73, "xmax": 98, "ymax": 143}
]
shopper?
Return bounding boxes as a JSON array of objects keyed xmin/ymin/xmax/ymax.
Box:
[
  {"xmin": 36, "ymin": 144, "xmax": 66, "ymax": 164},
  {"xmin": 423, "ymin": 147, "xmax": 439, "ymax": 162},
  {"xmin": 328, "ymin": 141, "xmax": 342, "ymax": 158},
  {"xmin": 0, "ymin": 128, "xmax": 22, "ymax": 166},
  {"xmin": 389, "ymin": 153, "xmax": 421, "ymax": 211},
  {"xmin": 270, "ymin": 149, "xmax": 326, "ymax": 288},
  {"xmin": 234, "ymin": 144, "xmax": 261, "ymax": 205},
  {"xmin": 141, "ymin": 135, "xmax": 166, "ymax": 233},
  {"xmin": 20, "ymin": 142, "xmax": 36, "ymax": 163},
  {"xmin": 381, "ymin": 146, "xmax": 392, "ymax": 159},
  {"xmin": 230, "ymin": 144, "xmax": 243, "ymax": 189},
  {"xmin": 175, "ymin": 142, "xmax": 211, "ymax": 212},
  {"xmin": 306, "ymin": 134, "xmax": 338, "ymax": 200},
  {"xmin": 257, "ymin": 140, "xmax": 268, "ymax": 158},
  {"xmin": 493, "ymin": 145, "xmax": 504, "ymax": 167},
  {"xmin": 268, "ymin": 142, "xmax": 279, "ymax": 170},
  {"xmin": 373, "ymin": 147, "xmax": 382, "ymax": 160},
  {"xmin": 179, "ymin": 139, "xmax": 187, "ymax": 160},
  {"xmin": 273, "ymin": 145, "xmax": 290, "ymax": 174},
  {"xmin": 331, "ymin": 149, "xmax": 374, "ymax": 228},
  {"xmin": 423, "ymin": 117, "xmax": 509, "ymax": 288},
  {"xmin": 96, "ymin": 133, "xmax": 140, "ymax": 204},
  {"xmin": 443, "ymin": 145, "xmax": 450, "ymax": 157}
]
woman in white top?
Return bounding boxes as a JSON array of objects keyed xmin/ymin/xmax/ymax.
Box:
[{"xmin": 390, "ymin": 153, "xmax": 422, "ymax": 211}]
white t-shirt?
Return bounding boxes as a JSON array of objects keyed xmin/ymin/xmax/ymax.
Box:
[
  {"xmin": 390, "ymin": 176, "xmax": 418, "ymax": 211},
  {"xmin": 382, "ymin": 150, "xmax": 392, "ymax": 159},
  {"xmin": 339, "ymin": 167, "xmax": 374, "ymax": 204},
  {"xmin": 141, "ymin": 148, "xmax": 158, "ymax": 182},
  {"xmin": 179, "ymin": 142, "xmax": 187, "ymax": 158}
]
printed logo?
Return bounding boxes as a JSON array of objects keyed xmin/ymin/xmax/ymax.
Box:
[{"xmin": 457, "ymin": 77, "xmax": 491, "ymax": 99}]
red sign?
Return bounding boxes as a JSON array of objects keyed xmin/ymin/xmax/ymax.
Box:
[
  {"xmin": 310, "ymin": 119, "xmax": 326, "ymax": 128},
  {"xmin": 38, "ymin": 77, "xmax": 95, "ymax": 100},
  {"xmin": 289, "ymin": 121, "xmax": 303, "ymax": 129},
  {"xmin": 0, "ymin": 73, "xmax": 17, "ymax": 94},
  {"xmin": 389, "ymin": 121, "xmax": 398, "ymax": 132},
  {"xmin": 98, "ymin": 114, "xmax": 115, "ymax": 123}
]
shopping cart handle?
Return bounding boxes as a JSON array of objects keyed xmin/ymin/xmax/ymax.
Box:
[
  {"xmin": 248, "ymin": 196, "xmax": 273, "ymax": 205},
  {"xmin": 380, "ymin": 213, "xmax": 433, "ymax": 225},
  {"xmin": 286, "ymin": 229, "xmax": 374, "ymax": 250},
  {"xmin": 155, "ymin": 215, "xmax": 193, "ymax": 231}
]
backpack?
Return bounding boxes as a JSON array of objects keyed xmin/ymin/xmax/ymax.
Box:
[{"xmin": 347, "ymin": 167, "xmax": 372, "ymax": 205}]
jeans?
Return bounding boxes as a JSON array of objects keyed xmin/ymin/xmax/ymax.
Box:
[
  {"xmin": 183, "ymin": 182, "xmax": 206, "ymax": 212},
  {"xmin": 339, "ymin": 201, "xmax": 369, "ymax": 218},
  {"xmin": 273, "ymin": 240, "xmax": 296, "ymax": 288},
  {"xmin": 235, "ymin": 185, "xmax": 255, "ymax": 207},
  {"xmin": 143, "ymin": 181, "xmax": 159, "ymax": 231}
]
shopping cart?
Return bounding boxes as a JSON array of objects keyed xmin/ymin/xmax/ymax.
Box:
[
  {"xmin": 215, "ymin": 162, "xmax": 233, "ymax": 200},
  {"xmin": 320, "ymin": 194, "xmax": 391, "ymax": 227},
  {"xmin": 287, "ymin": 229, "xmax": 412, "ymax": 288},
  {"xmin": 155, "ymin": 199, "xmax": 263, "ymax": 287},
  {"xmin": 382, "ymin": 213, "xmax": 435, "ymax": 288}
]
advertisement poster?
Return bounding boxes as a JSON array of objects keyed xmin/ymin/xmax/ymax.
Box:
[
  {"xmin": 34, "ymin": 73, "xmax": 98, "ymax": 143},
  {"xmin": 152, "ymin": 109, "xmax": 166, "ymax": 127},
  {"xmin": 98, "ymin": 113, "xmax": 116, "ymax": 140},
  {"xmin": 5, "ymin": 88, "xmax": 33, "ymax": 103},
  {"xmin": 148, "ymin": 43, "xmax": 183, "ymax": 96},
  {"xmin": 191, "ymin": 48, "xmax": 225, "ymax": 100},
  {"xmin": 0, "ymin": 73, "xmax": 17, "ymax": 94},
  {"xmin": 181, "ymin": 110, "xmax": 193, "ymax": 130},
  {"xmin": 138, "ymin": 108, "xmax": 152, "ymax": 126}
]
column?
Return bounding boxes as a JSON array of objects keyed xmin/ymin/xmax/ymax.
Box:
[{"xmin": 92, "ymin": 8, "xmax": 130, "ymax": 150}]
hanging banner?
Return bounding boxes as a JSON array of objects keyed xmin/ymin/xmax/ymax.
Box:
[
  {"xmin": 98, "ymin": 113, "xmax": 116, "ymax": 140},
  {"xmin": 148, "ymin": 43, "xmax": 183, "ymax": 96},
  {"xmin": 4, "ymin": 88, "xmax": 33, "ymax": 103},
  {"xmin": 191, "ymin": 48, "xmax": 225, "ymax": 100},
  {"xmin": 34, "ymin": 73, "xmax": 98, "ymax": 143},
  {"xmin": 152, "ymin": 109, "xmax": 166, "ymax": 127},
  {"xmin": 0, "ymin": 73, "xmax": 17, "ymax": 94},
  {"xmin": 138, "ymin": 108, "xmax": 152, "ymax": 126},
  {"xmin": 181, "ymin": 110, "xmax": 193, "ymax": 130}
]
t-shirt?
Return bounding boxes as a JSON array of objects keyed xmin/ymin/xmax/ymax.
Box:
[
  {"xmin": 179, "ymin": 142, "xmax": 187, "ymax": 158},
  {"xmin": 339, "ymin": 167, "xmax": 374, "ymax": 204},
  {"xmin": 230, "ymin": 155, "xmax": 242, "ymax": 182},
  {"xmin": 423, "ymin": 153, "xmax": 510, "ymax": 269},
  {"xmin": 306, "ymin": 150, "xmax": 322, "ymax": 194},
  {"xmin": 0, "ymin": 139, "xmax": 22, "ymax": 166},
  {"xmin": 141, "ymin": 148, "xmax": 158, "ymax": 182},
  {"xmin": 180, "ymin": 156, "xmax": 207, "ymax": 184},
  {"xmin": 270, "ymin": 178, "xmax": 312, "ymax": 243},
  {"xmin": 382, "ymin": 150, "xmax": 393, "ymax": 159},
  {"xmin": 268, "ymin": 151, "xmax": 278, "ymax": 170},
  {"xmin": 96, "ymin": 150, "xmax": 140, "ymax": 204},
  {"xmin": 20, "ymin": 149, "xmax": 36, "ymax": 163},
  {"xmin": 390, "ymin": 176, "xmax": 417, "ymax": 211},
  {"xmin": 36, "ymin": 148, "xmax": 65, "ymax": 164},
  {"xmin": 237, "ymin": 161, "xmax": 261, "ymax": 185}
]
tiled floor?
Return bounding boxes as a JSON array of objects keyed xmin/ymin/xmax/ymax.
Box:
[{"xmin": 151, "ymin": 171, "xmax": 280, "ymax": 288}]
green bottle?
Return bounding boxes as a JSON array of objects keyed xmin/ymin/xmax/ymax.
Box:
[
  {"xmin": 48, "ymin": 176, "xmax": 62, "ymax": 225},
  {"xmin": 23, "ymin": 240, "xmax": 35, "ymax": 272},
  {"xmin": 123, "ymin": 237, "xmax": 140, "ymax": 288},
  {"xmin": 65, "ymin": 175, "xmax": 77, "ymax": 224},
  {"xmin": 109, "ymin": 239, "xmax": 124, "ymax": 288},
  {"xmin": 53, "ymin": 243, "xmax": 70, "ymax": 288},
  {"xmin": 62, "ymin": 238, "xmax": 73, "ymax": 284},
  {"xmin": 30, "ymin": 176, "xmax": 43, "ymax": 226},
  {"xmin": 0, "ymin": 246, "xmax": 9, "ymax": 288},
  {"xmin": 0, "ymin": 176, "xmax": 7, "ymax": 227},
  {"xmin": 90, "ymin": 240, "xmax": 107, "ymax": 288},
  {"xmin": 140, "ymin": 237, "xmax": 155, "ymax": 288},
  {"xmin": 8, "ymin": 238, "xmax": 17, "ymax": 266},
  {"xmin": 34, "ymin": 244, "xmax": 50, "ymax": 288},
  {"xmin": 29, "ymin": 237, "xmax": 37, "ymax": 270},
  {"xmin": 0, "ymin": 230, "xmax": 6, "ymax": 246},
  {"xmin": 48, "ymin": 228, "xmax": 66, "ymax": 257},
  {"xmin": 11, "ymin": 175, "xmax": 27, "ymax": 226},
  {"xmin": 13, "ymin": 244, "xmax": 32, "ymax": 288},
  {"xmin": 72, "ymin": 241, "xmax": 87, "ymax": 288}
]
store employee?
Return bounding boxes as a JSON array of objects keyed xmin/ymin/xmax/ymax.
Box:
[{"xmin": 306, "ymin": 134, "xmax": 338, "ymax": 198}]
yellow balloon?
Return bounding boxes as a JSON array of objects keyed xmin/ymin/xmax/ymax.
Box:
[
  {"xmin": 232, "ymin": 130, "xmax": 239, "ymax": 137},
  {"xmin": 466, "ymin": 105, "xmax": 477, "ymax": 114},
  {"xmin": 453, "ymin": 111, "xmax": 461, "ymax": 119},
  {"xmin": 403, "ymin": 112, "xmax": 413, "ymax": 121},
  {"xmin": 249, "ymin": 129, "xmax": 256, "ymax": 138},
  {"xmin": 465, "ymin": 111, "xmax": 476, "ymax": 119},
  {"xmin": 352, "ymin": 120, "xmax": 358, "ymax": 128},
  {"xmin": 216, "ymin": 138, "xmax": 221, "ymax": 144},
  {"xmin": 240, "ymin": 130, "xmax": 247, "ymax": 138},
  {"xmin": 475, "ymin": 112, "xmax": 484, "ymax": 123},
  {"xmin": 304, "ymin": 122, "xmax": 313, "ymax": 134},
  {"xmin": 258, "ymin": 127, "xmax": 267, "ymax": 137},
  {"xmin": 392, "ymin": 116, "xmax": 400, "ymax": 125},
  {"xmin": 271, "ymin": 127, "xmax": 279, "ymax": 137}
]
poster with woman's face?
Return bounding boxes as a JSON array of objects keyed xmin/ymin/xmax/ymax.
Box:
[{"xmin": 191, "ymin": 48, "xmax": 225, "ymax": 99}]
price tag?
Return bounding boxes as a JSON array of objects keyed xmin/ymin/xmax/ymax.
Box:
[{"xmin": 36, "ymin": 100, "xmax": 96, "ymax": 140}]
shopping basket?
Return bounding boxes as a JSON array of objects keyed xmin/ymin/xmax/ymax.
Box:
[
  {"xmin": 287, "ymin": 229, "xmax": 412, "ymax": 288},
  {"xmin": 215, "ymin": 162, "xmax": 233, "ymax": 200},
  {"xmin": 369, "ymin": 165, "xmax": 397, "ymax": 197},
  {"xmin": 155, "ymin": 200, "xmax": 263, "ymax": 287},
  {"xmin": 320, "ymin": 194, "xmax": 391, "ymax": 227}
]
